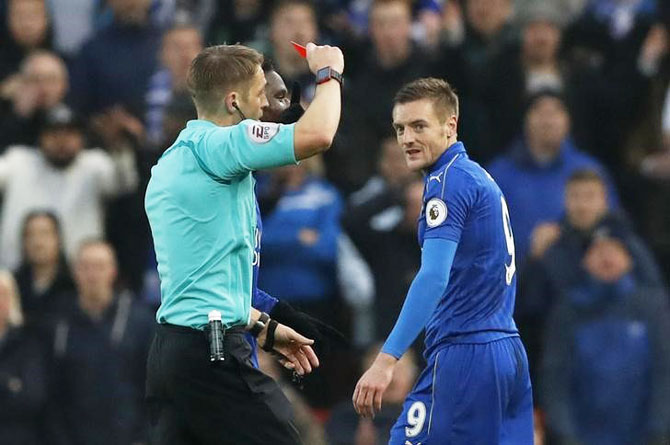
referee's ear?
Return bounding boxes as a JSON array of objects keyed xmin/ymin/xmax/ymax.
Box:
[{"xmin": 224, "ymin": 92, "xmax": 240, "ymax": 115}]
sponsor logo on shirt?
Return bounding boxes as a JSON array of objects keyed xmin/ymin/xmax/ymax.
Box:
[
  {"xmin": 247, "ymin": 123, "xmax": 280, "ymax": 144},
  {"xmin": 426, "ymin": 198, "xmax": 447, "ymax": 227}
]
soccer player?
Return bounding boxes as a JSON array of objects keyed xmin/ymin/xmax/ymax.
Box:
[
  {"xmin": 145, "ymin": 43, "xmax": 344, "ymax": 444},
  {"xmin": 353, "ymin": 78, "xmax": 533, "ymax": 444}
]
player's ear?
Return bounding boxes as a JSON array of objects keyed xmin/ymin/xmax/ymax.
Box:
[{"xmin": 446, "ymin": 114, "xmax": 458, "ymax": 138}]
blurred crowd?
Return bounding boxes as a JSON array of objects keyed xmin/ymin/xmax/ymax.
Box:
[{"xmin": 0, "ymin": 0, "xmax": 669, "ymax": 444}]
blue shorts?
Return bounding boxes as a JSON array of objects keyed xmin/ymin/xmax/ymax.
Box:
[{"xmin": 389, "ymin": 336, "xmax": 533, "ymax": 445}]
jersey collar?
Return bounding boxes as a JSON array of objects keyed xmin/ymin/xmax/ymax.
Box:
[{"xmin": 426, "ymin": 141, "xmax": 467, "ymax": 175}]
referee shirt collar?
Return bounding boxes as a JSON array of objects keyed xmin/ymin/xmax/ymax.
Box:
[
  {"xmin": 427, "ymin": 141, "xmax": 466, "ymax": 175},
  {"xmin": 186, "ymin": 119, "xmax": 218, "ymax": 129}
]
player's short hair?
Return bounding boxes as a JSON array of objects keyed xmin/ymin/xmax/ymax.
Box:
[
  {"xmin": 394, "ymin": 78, "xmax": 459, "ymax": 121},
  {"xmin": 567, "ymin": 169, "xmax": 605, "ymax": 187},
  {"xmin": 187, "ymin": 45, "xmax": 263, "ymax": 115}
]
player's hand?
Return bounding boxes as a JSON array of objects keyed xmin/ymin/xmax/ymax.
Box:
[
  {"xmin": 260, "ymin": 323, "xmax": 320, "ymax": 375},
  {"xmin": 353, "ymin": 353, "xmax": 396, "ymax": 418},
  {"xmin": 305, "ymin": 42, "xmax": 344, "ymax": 75}
]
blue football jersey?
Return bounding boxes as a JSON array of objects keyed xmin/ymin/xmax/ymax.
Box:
[{"xmin": 418, "ymin": 142, "xmax": 519, "ymax": 358}]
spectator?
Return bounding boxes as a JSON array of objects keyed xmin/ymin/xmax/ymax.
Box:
[
  {"xmin": 0, "ymin": 269, "xmax": 48, "ymax": 445},
  {"xmin": 69, "ymin": 0, "xmax": 161, "ymax": 118},
  {"xmin": 0, "ymin": 106, "xmax": 138, "ymax": 270},
  {"xmin": 145, "ymin": 23, "xmax": 202, "ymax": 147},
  {"xmin": 47, "ymin": 240, "xmax": 154, "ymax": 445},
  {"xmin": 257, "ymin": 155, "xmax": 343, "ymax": 323},
  {"xmin": 517, "ymin": 169, "xmax": 663, "ymax": 389},
  {"xmin": 0, "ymin": 51, "xmax": 69, "ymax": 149},
  {"xmin": 433, "ymin": 0, "xmax": 518, "ymax": 160},
  {"xmin": 331, "ymin": 0, "xmax": 430, "ymax": 192},
  {"xmin": 326, "ymin": 344, "xmax": 418, "ymax": 445},
  {"xmin": 487, "ymin": 89, "xmax": 617, "ymax": 262},
  {"xmin": 0, "ymin": 0, "xmax": 52, "ymax": 82},
  {"xmin": 208, "ymin": 0, "xmax": 267, "ymax": 46},
  {"xmin": 14, "ymin": 211, "xmax": 74, "ymax": 330},
  {"xmin": 48, "ymin": 0, "xmax": 100, "ymax": 59},
  {"xmin": 482, "ymin": 2, "xmax": 567, "ymax": 160},
  {"xmin": 541, "ymin": 230, "xmax": 670, "ymax": 445},
  {"xmin": 264, "ymin": 0, "xmax": 319, "ymax": 102},
  {"xmin": 561, "ymin": 0, "xmax": 662, "ymax": 171},
  {"xmin": 342, "ymin": 141, "xmax": 421, "ymax": 339}
]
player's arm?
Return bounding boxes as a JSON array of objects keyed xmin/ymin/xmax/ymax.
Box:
[
  {"xmin": 353, "ymin": 238, "xmax": 456, "ymax": 418},
  {"xmin": 293, "ymin": 43, "xmax": 344, "ymax": 161}
]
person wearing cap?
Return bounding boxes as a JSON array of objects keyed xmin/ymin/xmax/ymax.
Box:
[
  {"xmin": 541, "ymin": 227, "xmax": 670, "ymax": 445},
  {"xmin": 0, "ymin": 105, "xmax": 138, "ymax": 270},
  {"xmin": 144, "ymin": 42, "xmax": 344, "ymax": 444},
  {"xmin": 487, "ymin": 88, "xmax": 618, "ymax": 264}
]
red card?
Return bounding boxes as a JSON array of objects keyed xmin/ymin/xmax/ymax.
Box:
[{"xmin": 291, "ymin": 41, "xmax": 307, "ymax": 58}]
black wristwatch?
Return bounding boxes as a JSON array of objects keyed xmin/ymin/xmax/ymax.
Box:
[
  {"xmin": 250, "ymin": 312, "xmax": 270, "ymax": 337},
  {"xmin": 316, "ymin": 66, "xmax": 343, "ymax": 86}
]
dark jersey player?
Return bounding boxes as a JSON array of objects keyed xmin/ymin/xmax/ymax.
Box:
[
  {"xmin": 249, "ymin": 61, "xmax": 343, "ymax": 368},
  {"xmin": 353, "ymin": 78, "xmax": 533, "ymax": 444}
]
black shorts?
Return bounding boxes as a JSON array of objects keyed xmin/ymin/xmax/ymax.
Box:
[{"xmin": 146, "ymin": 323, "xmax": 302, "ymax": 445}]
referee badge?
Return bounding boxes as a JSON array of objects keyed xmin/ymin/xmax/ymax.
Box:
[
  {"xmin": 426, "ymin": 198, "xmax": 447, "ymax": 227},
  {"xmin": 247, "ymin": 123, "xmax": 280, "ymax": 144}
]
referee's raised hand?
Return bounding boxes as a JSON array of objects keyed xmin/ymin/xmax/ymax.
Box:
[
  {"xmin": 259, "ymin": 323, "xmax": 320, "ymax": 376},
  {"xmin": 305, "ymin": 42, "xmax": 344, "ymax": 75}
]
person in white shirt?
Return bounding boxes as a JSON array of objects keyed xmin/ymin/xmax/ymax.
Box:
[{"xmin": 0, "ymin": 105, "xmax": 138, "ymax": 269}]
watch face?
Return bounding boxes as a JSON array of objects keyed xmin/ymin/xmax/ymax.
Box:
[{"xmin": 316, "ymin": 68, "xmax": 330, "ymax": 83}]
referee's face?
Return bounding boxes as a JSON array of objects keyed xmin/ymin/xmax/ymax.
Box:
[
  {"xmin": 237, "ymin": 66, "xmax": 269, "ymax": 121},
  {"xmin": 392, "ymin": 99, "xmax": 454, "ymax": 172}
]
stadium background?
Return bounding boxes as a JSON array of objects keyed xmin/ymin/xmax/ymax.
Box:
[{"xmin": 0, "ymin": 0, "xmax": 668, "ymax": 443}]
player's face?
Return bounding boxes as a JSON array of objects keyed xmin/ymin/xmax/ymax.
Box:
[
  {"xmin": 261, "ymin": 70, "xmax": 290, "ymax": 123},
  {"xmin": 392, "ymin": 99, "xmax": 454, "ymax": 171},
  {"xmin": 237, "ymin": 66, "xmax": 269, "ymax": 121}
]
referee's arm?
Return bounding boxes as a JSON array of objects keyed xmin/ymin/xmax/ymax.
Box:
[
  {"xmin": 293, "ymin": 43, "xmax": 344, "ymax": 160},
  {"xmin": 246, "ymin": 307, "xmax": 320, "ymax": 375}
]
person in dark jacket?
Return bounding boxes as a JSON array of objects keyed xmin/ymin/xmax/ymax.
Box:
[
  {"xmin": 68, "ymin": 0, "xmax": 161, "ymax": 118},
  {"xmin": 342, "ymin": 167, "xmax": 423, "ymax": 341},
  {"xmin": 487, "ymin": 89, "xmax": 618, "ymax": 263},
  {"xmin": 46, "ymin": 240, "xmax": 154, "ymax": 445},
  {"xmin": 0, "ymin": 269, "xmax": 48, "ymax": 445},
  {"xmin": 541, "ymin": 229, "xmax": 670, "ymax": 445},
  {"xmin": 517, "ymin": 169, "xmax": 663, "ymax": 390},
  {"xmin": 14, "ymin": 210, "xmax": 74, "ymax": 331}
]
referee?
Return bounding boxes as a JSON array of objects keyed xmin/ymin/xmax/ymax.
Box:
[{"xmin": 144, "ymin": 43, "xmax": 344, "ymax": 445}]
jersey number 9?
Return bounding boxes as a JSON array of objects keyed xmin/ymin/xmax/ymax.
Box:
[{"xmin": 501, "ymin": 196, "xmax": 516, "ymax": 285}]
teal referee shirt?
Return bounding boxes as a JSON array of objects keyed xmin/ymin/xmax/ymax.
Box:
[{"xmin": 145, "ymin": 119, "xmax": 297, "ymax": 329}]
